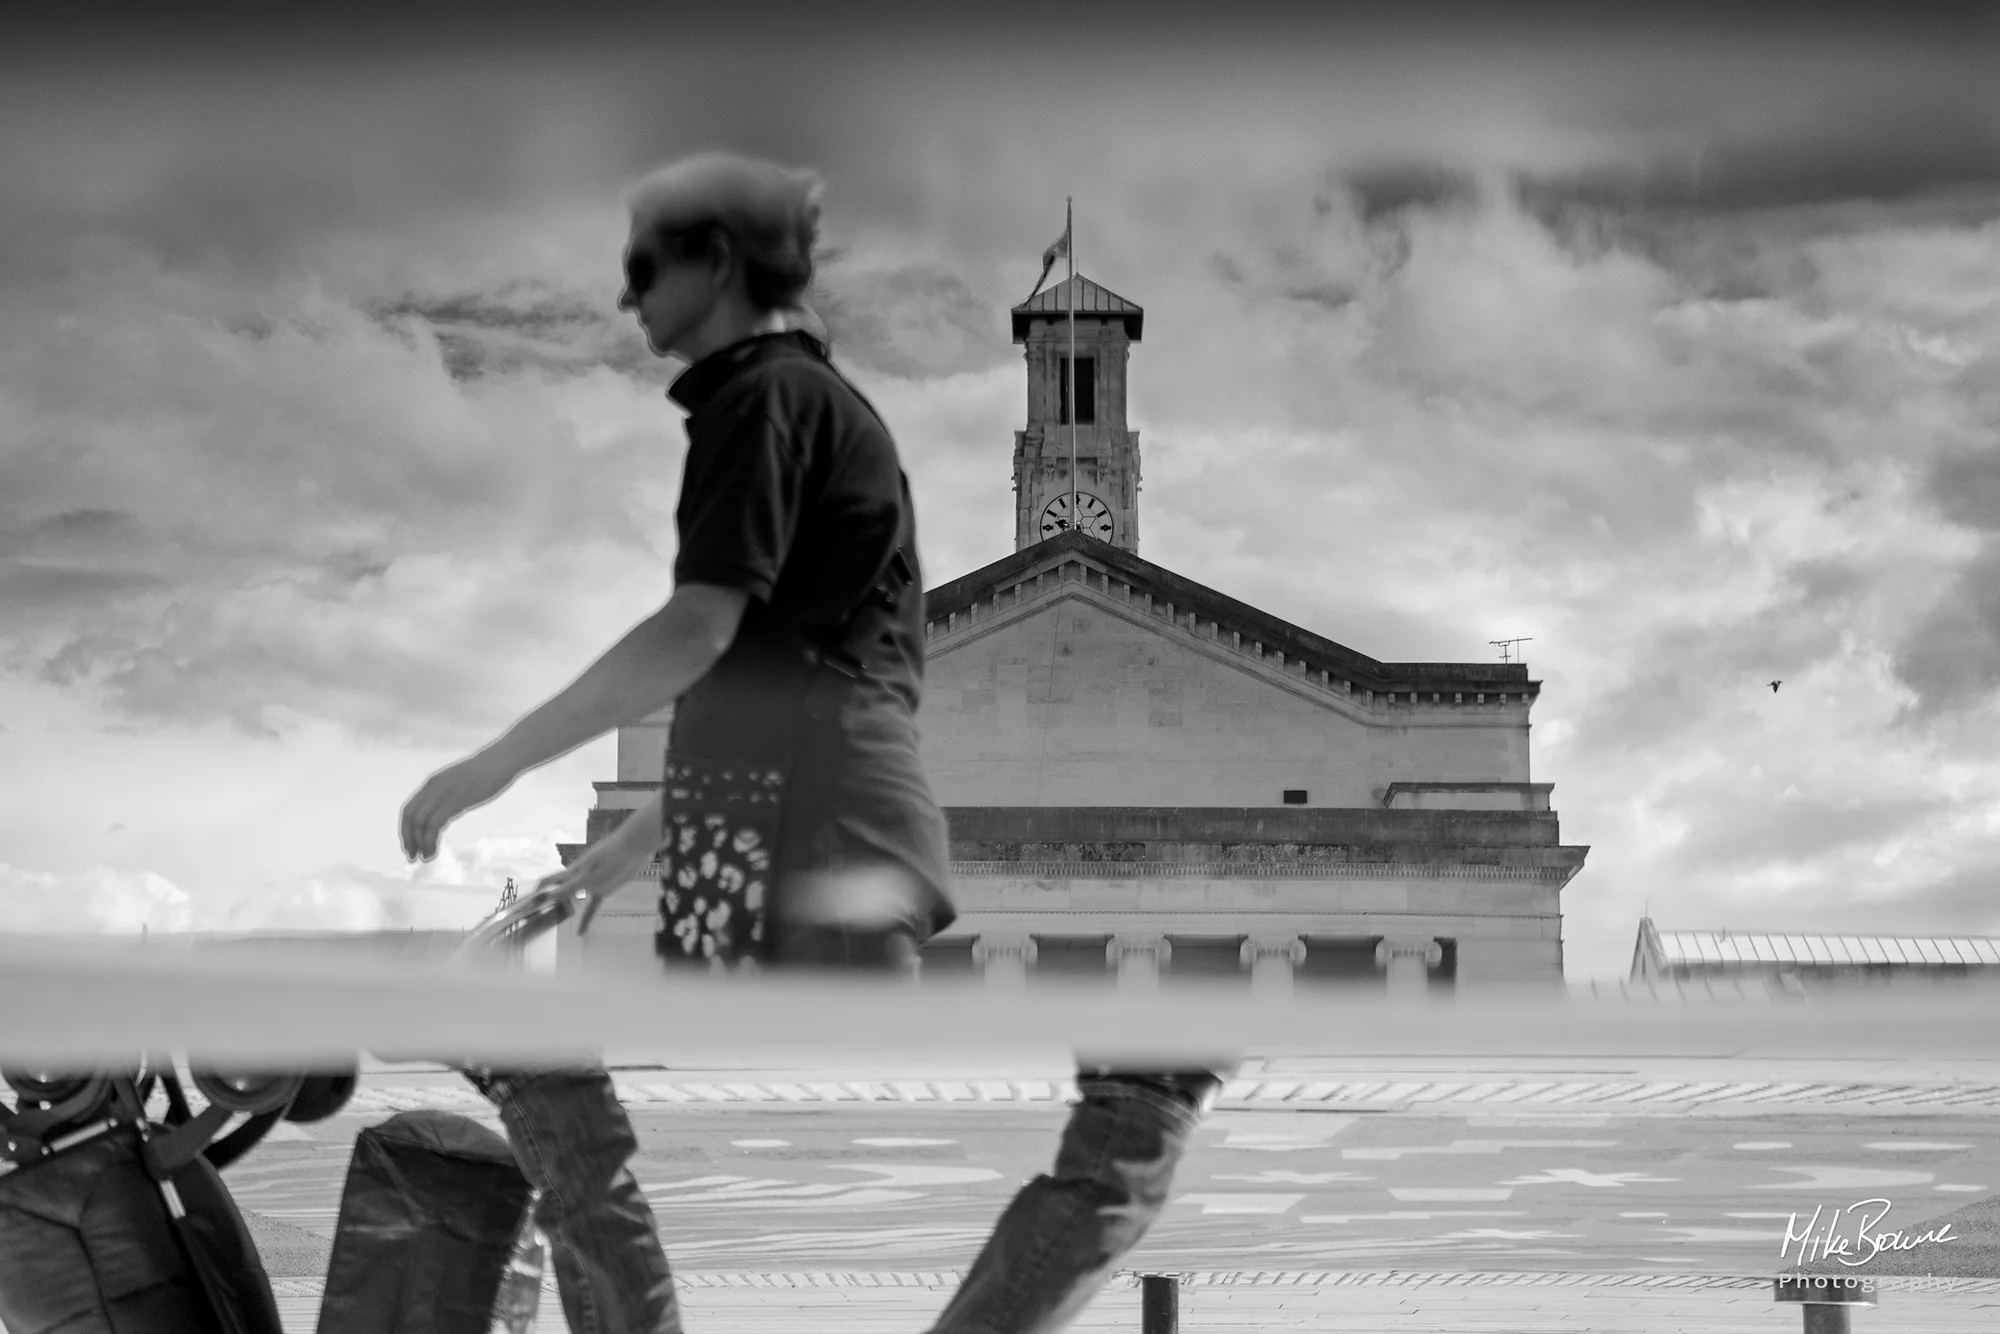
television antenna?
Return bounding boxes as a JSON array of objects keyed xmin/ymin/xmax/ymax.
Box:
[{"xmin": 1490, "ymin": 638, "xmax": 1533, "ymax": 663}]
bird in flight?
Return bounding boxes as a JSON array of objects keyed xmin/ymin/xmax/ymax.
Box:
[{"xmin": 1770, "ymin": 681, "xmax": 1782, "ymax": 693}]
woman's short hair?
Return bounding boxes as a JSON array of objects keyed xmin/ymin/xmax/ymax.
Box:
[{"xmin": 626, "ymin": 152, "xmax": 823, "ymax": 311}]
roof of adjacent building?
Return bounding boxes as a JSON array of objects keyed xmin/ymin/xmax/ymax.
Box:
[
  {"xmin": 1632, "ymin": 917, "xmax": 2000, "ymax": 975},
  {"xmin": 1011, "ymin": 275, "xmax": 1143, "ymax": 341}
]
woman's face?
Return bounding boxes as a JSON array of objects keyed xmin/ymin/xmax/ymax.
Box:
[{"xmin": 617, "ymin": 229, "xmax": 721, "ymax": 359}]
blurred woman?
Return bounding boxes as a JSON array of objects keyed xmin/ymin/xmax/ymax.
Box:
[{"xmin": 399, "ymin": 151, "xmax": 1225, "ymax": 1334}]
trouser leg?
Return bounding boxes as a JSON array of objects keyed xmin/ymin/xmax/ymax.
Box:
[
  {"xmin": 464, "ymin": 1065, "xmax": 682, "ymax": 1334},
  {"xmin": 927, "ymin": 1065, "xmax": 1229, "ymax": 1334},
  {"xmin": 448, "ymin": 861, "xmax": 919, "ymax": 1333}
]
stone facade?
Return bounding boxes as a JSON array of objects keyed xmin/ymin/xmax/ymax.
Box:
[
  {"xmin": 553, "ymin": 270, "xmax": 1588, "ymax": 992},
  {"xmin": 919, "ymin": 547, "xmax": 1534, "ymax": 809}
]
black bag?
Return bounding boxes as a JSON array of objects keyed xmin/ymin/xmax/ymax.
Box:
[
  {"xmin": 314, "ymin": 1110, "xmax": 534, "ymax": 1334},
  {"xmin": 0, "ymin": 1122, "xmax": 282, "ymax": 1334}
]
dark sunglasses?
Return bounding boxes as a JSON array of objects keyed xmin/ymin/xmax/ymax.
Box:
[
  {"xmin": 623, "ymin": 247, "xmax": 658, "ymax": 299},
  {"xmin": 626, "ymin": 223, "xmax": 724, "ymax": 299}
]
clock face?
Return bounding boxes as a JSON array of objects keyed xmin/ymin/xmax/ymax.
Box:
[{"xmin": 1041, "ymin": 491, "xmax": 1114, "ymax": 541}]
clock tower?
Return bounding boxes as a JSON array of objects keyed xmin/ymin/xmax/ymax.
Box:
[{"xmin": 1009, "ymin": 275, "xmax": 1144, "ymax": 555}]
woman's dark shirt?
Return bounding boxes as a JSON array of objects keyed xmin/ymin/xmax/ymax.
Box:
[{"xmin": 664, "ymin": 330, "xmax": 954, "ymax": 937}]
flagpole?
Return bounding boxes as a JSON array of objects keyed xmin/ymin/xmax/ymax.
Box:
[{"xmin": 1066, "ymin": 195, "xmax": 1076, "ymax": 537}]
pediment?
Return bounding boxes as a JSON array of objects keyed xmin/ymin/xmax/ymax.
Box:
[{"xmin": 922, "ymin": 533, "xmax": 1538, "ymax": 706}]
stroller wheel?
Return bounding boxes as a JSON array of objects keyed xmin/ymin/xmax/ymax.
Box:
[
  {"xmin": 189, "ymin": 1068, "xmax": 306, "ymax": 1116},
  {"xmin": 3, "ymin": 1069, "xmax": 93, "ymax": 1105},
  {"xmin": 285, "ymin": 1068, "xmax": 360, "ymax": 1123},
  {"xmin": 0, "ymin": 1068, "xmax": 119, "ymax": 1126}
]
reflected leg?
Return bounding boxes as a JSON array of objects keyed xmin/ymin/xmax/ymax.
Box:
[
  {"xmin": 464, "ymin": 1065, "xmax": 682, "ymax": 1334},
  {"xmin": 926, "ymin": 1065, "xmax": 1230, "ymax": 1334}
]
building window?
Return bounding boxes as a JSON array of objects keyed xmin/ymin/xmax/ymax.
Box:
[
  {"xmin": 1283, "ymin": 789, "xmax": 1308, "ymax": 804},
  {"xmin": 1296, "ymin": 937, "xmax": 1379, "ymax": 990},
  {"xmin": 1058, "ymin": 356, "xmax": 1096, "ymax": 425},
  {"xmin": 1165, "ymin": 936, "xmax": 1250, "ymax": 986},
  {"xmin": 1429, "ymin": 937, "xmax": 1458, "ymax": 998},
  {"xmin": 919, "ymin": 936, "xmax": 978, "ymax": 981},
  {"xmin": 1032, "ymin": 935, "xmax": 1113, "ymax": 985}
]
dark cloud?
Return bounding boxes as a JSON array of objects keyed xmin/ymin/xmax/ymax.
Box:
[
  {"xmin": 810, "ymin": 264, "xmax": 1012, "ymax": 380},
  {"xmin": 1517, "ymin": 101, "xmax": 2000, "ymax": 219},
  {"xmin": 378, "ymin": 290, "xmax": 653, "ymax": 382},
  {"xmin": 1281, "ymin": 282, "xmax": 1358, "ymax": 313},
  {"xmin": 9, "ymin": 1, "xmax": 1995, "ymax": 62},
  {"xmin": 1529, "ymin": 207, "xmax": 1832, "ymax": 302},
  {"xmin": 0, "ymin": 566, "xmax": 169, "ymax": 615},
  {"xmin": 386, "ymin": 293, "xmax": 605, "ymax": 340},
  {"xmin": 31, "ymin": 508, "xmax": 135, "ymax": 540},
  {"xmin": 1925, "ymin": 444, "xmax": 2000, "ymax": 534},
  {"xmin": 1893, "ymin": 434, "xmax": 2000, "ymax": 717},
  {"xmin": 1342, "ymin": 162, "xmax": 1480, "ymax": 225},
  {"xmin": 0, "ymin": 510, "xmax": 170, "ymax": 622},
  {"xmin": 0, "ymin": 508, "xmax": 150, "ymax": 557},
  {"xmin": 1893, "ymin": 541, "xmax": 2000, "ymax": 718}
]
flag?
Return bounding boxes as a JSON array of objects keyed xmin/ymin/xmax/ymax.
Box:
[
  {"xmin": 1042, "ymin": 221, "xmax": 1071, "ymax": 269},
  {"xmin": 1027, "ymin": 220, "xmax": 1071, "ymax": 299}
]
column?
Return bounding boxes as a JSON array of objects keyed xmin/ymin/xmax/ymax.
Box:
[
  {"xmin": 972, "ymin": 934, "xmax": 1036, "ymax": 988},
  {"xmin": 1108, "ymin": 935, "xmax": 1170, "ymax": 990},
  {"xmin": 1375, "ymin": 937, "xmax": 1443, "ymax": 1001},
  {"xmin": 1240, "ymin": 937, "xmax": 1306, "ymax": 995}
]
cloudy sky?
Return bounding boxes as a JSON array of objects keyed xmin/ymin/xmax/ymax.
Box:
[{"xmin": 4, "ymin": 5, "xmax": 2000, "ymax": 976}]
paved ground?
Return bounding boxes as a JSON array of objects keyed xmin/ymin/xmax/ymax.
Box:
[
  {"xmin": 16, "ymin": 1051, "xmax": 2000, "ymax": 1331},
  {"xmin": 242, "ymin": 1094, "xmax": 2000, "ymax": 1276},
  {"xmin": 215, "ymin": 1052, "xmax": 2000, "ymax": 1329},
  {"xmin": 266, "ymin": 1271, "xmax": 2000, "ymax": 1333}
]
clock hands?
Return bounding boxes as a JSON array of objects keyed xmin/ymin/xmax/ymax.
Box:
[{"xmin": 1039, "ymin": 492, "xmax": 1110, "ymax": 541}]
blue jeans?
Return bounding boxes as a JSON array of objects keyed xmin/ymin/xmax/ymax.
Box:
[
  {"xmin": 463, "ymin": 1063, "xmax": 681, "ymax": 1334},
  {"xmin": 927, "ymin": 1065, "xmax": 1228, "ymax": 1334},
  {"xmin": 466, "ymin": 923, "xmax": 1228, "ymax": 1334}
]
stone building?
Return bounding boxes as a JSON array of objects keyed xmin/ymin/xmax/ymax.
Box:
[{"xmin": 556, "ymin": 273, "xmax": 1588, "ymax": 994}]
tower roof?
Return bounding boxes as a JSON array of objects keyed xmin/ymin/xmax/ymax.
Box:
[{"xmin": 1011, "ymin": 275, "xmax": 1143, "ymax": 342}]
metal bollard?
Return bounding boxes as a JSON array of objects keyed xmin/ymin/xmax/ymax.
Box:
[
  {"xmin": 1774, "ymin": 1273, "xmax": 1875, "ymax": 1333},
  {"xmin": 1141, "ymin": 1273, "xmax": 1179, "ymax": 1334}
]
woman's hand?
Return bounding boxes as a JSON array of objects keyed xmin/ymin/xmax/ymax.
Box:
[
  {"xmin": 400, "ymin": 749, "xmax": 520, "ymax": 862},
  {"xmin": 532, "ymin": 796, "xmax": 664, "ymax": 934}
]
